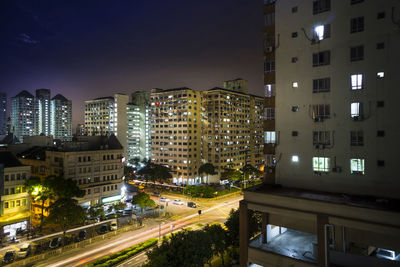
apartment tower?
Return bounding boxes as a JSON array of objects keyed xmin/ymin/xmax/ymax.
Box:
[
  {"xmin": 0, "ymin": 93, "xmax": 7, "ymax": 135},
  {"xmin": 50, "ymin": 94, "xmax": 72, "ymax": 141},
  {"xmin": 150, "ymin": 88, "xmax": 202, "ymax": 185},
  {"xmin": 35, "ymin": 89, "xmax": 51, "ymax": 136},
  {"xmin": 10, "ymin": 91, "xmax": 35, "ymax": 142},
  {"xmin": 241, "ymin": 1, "xmax": 400, "ymax": 267}
]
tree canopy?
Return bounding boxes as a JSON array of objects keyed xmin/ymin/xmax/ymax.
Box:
[
  {"xmin": 132, "ymin": 192, "xmax": 155, "ymax": 215},
  {"xmin": 138, "ymin": 162, "xmax": 172, "ymax": 183},
  {"xmin": 225, "ymin": 208, "xmax": 261, "ymax": 247},
  {"xmin": 220, "ymin": 168, "xmax": 242, "ymax": 181},
  {"xmin": 198, "ymin": 163, "xmax": 216, "ymax": 184},
  {"xmin": 145, "ymin": 230, "xmax": 213, "ymax": 267}
]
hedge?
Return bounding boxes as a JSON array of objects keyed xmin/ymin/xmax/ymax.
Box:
[{"xmin": 86, "ymin": 238, "xmax": 158, "ymax": 267}]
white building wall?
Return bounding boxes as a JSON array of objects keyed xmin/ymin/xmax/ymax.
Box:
[{"xmin": 275, "ymin": 0, "xmax": 400, "ymax": 198}]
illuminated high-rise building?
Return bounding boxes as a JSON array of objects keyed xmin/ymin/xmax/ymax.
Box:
[
  {"xmin": 50, "ymin": 94, "xmax": 72, "ymax": 141},
  {"xmin": 35, "ymin": 89, "xmax": 51, "ymax": 136},
  {"xmin": 150, "ymin": 88, "xmax": 203, "ymax": 184},
  {"xmin": 127, "ymin": 91, "xmax": 151, "ymax": 166},
  {"xmin": 84, "ymin": 94, "xmax": 129, "ymax": 156},
  {"xmin": 240, "ymin": 1, "xmax": 400, "ymax": 267},
  {"xmin": 10, "ymin": 91, "xmax": 35, "ymax": 142},
  {"xmin": 0, "ymin": 93, "xmax": 7, "ymax": 135}
]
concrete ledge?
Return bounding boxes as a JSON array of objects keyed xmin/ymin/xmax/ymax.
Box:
[{"xmin": 248, "ymin": 246, "xmax": 317, "ymax": 267}]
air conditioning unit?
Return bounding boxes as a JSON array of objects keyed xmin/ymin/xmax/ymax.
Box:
[
  {"xmin": 266, "ymin": 46, "xmax": 274, "ymax": 53},
  {"xmin": 332, "ymin": 167, "xmax": 342, "ymax": 173}
]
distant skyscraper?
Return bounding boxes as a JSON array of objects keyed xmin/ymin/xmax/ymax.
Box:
[
  {"xmin": 50, "ymin": 94, "xmax": 72, "ymax": 141},
  {"xmin": 0, "ymin": 93, "xmax": 7, "ymax": 135},
  {"xmin": 35, "ymin": 89, "xmax": 51, "ymax": 136},
  {"xmin": 85, "ymin": 94, "xmax": 129, "ymax": 156},
  {"xmin": 76, "ymin": 124, "xmax": 85, "ymax": 136},
  {"xmin": 127, "ymin": 91, "xmax": 151, "ymax": 166},
  {"xmin": 11, "ymin": 90, "xmax": 35, "ymax": 142}
]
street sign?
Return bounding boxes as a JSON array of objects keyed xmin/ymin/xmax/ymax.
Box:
[{"xmin": 198, "ymin": 210, "xmax": 201, "ymax": 215}]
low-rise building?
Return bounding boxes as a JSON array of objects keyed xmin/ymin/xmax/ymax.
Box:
[{"xmin": 0, "ymin": 151, "xmax": 30, "ymax": 239}]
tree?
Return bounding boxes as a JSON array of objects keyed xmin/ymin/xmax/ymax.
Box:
[
  {"xmin": 220, "ymin": 168, "xmax": 242, "ymax": 181},
  {"xmin": 25, "ymin": 176, "xmax": 56, "ymax": 229},
  {"xmin": 240, "ymin": 164, "xmax": 262, "ymax": 188},
  {"xmin": 198, "ymin": 163, "xmax": 216, "ymax": 184},
  {"xmin": 132, "ymin": 192, "xmax": 155, "ymax": 216},
  {"xmin": 204, "ymin": 224, "xmax": 228, "ymax": 266},
  {"xmin": 145, "ymin": 230, "xmax": 213, "ymax": 267},
  {"xmin": 225, "ymin": 208, "xmax": 261, "ymax": 248},
  {"xmin": 45, "ymin": 198, "xmax": 86, "ymax": 241},
  {"xmin": 138, "ymin": 162, "xmax": 172, "ymax": 183}
]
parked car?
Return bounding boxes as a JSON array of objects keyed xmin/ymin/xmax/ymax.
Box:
[
  {"xmin": 122, "ymin": 209, "xmax": 133, "ymax": 216},
  {"xmin": 173, "ymin": 199, "xmax": 184, "ymax": 205},
  {"xmin": 152, "ymin": 192, "xmax": 161, "ymax": 197},
  {"xmin": 77, "ymin": 230, "xmax": 87, "ymax": 241},
  {"xmin": 110, "ymin": 220, "xmax": 118, "ymax": 231},
  {"xmin": 3, "ymin": 250, "xmax": 16, "ymax": 263},
  {"xmin": 17, "ymin": 243, "xmax": 31, "ymax": 258},
  {"xmin": 160, "ymin": 197, "xmax": 170, "ymax": 202},
  {"xmin": 187, "ymin": 202, "xmax": 197, "ymax": 208},
  {"xmin": 98, "ymin": 225, "xmax": 108, "ymax": 235},
  {"xmin": 49, "ymin": 237, "xmax": 61, "ymax": 249}
]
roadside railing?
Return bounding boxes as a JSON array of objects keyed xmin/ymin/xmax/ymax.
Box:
[{"xmin": 4, "ymin": 224, "xmax": 142, "ymax": 267}]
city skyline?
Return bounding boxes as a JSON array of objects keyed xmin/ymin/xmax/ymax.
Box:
[{"xmin": 0, "ymin": 0, "xmax": 264, "ymax": 128}]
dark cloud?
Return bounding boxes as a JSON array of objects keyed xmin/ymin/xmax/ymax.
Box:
[{"xmin": 16, "ymin": 33, "xmax": 39, "ymax": 45}]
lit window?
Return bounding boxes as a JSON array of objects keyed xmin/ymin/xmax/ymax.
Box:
[
  {"xmin": 377, "ymin": 72, "xmax": 385, "ymax": 78},
  {"xmin": 264, "ymin": 131, "xmax": 276, "ymax": 144},
  {"xmin": 314, "ymin": 25, "xmax": 324, "ymax": 40},
  {"xmin": 351, "ymin": 74, "xmax": 363, "ymax": 90},
  {"xmin": 350, "ymin": 102, "xmax": 363, "ymax": 118},
  {"xmin": 292, "ymin": 155, "xmax": 299, "ymax": 162},
  {"xmin": 292, "ymin": 82, "xmax": 298, "ymax": 88},
  {"xmin": 265, "ymin": 84, "xmax": 276, "ymax": 97},
  {"xmin": 313, "ymin": 157, "xmax": 330, "ymax": 172},
  {"xmin": 350, "ymin": 158, "xmax": 365, "ymax": 174}
]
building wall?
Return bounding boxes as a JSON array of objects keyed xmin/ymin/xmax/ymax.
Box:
[
  {"xmin": 150, "ymin": 88, "xmax": 202, "ymax": 184},
  {"xmin": 50, "ymin": 97, "xmax": 72, "ymax": 141},
  {"xmin": 35, "ymin": 89, "xmax": 51, "ymax": 136},
  {"xmin": 0, "ymin": 93, "xmax": 6, "ymax": 135},
  {"xmin": 202, "ymin": 89, "xmax": 264, "ymax": 176},
  {"xmin": 11, "ymin": 93, "xmax": 35, "ymax": 142},
  {"xmin": 275, "ymin": 0, "xmax": 400, "ymax": 198}
]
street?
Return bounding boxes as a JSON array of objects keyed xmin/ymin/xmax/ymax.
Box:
[{"xmin": 31, "ymin": 194, "xmax": 241, "ymax": 267}]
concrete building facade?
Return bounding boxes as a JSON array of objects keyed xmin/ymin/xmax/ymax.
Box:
[
  {"xmin": 35, "ymin": 89, "xmax": 51, "ymax": 136},
  {"xmin": 84, "ymin": 94, "xmax": 129, "ymax": 156},
  {"xmin": 241, "ymin": 1, "xmax": 400, "ymax": 267},
  {"xmin": 150, "ymin": 88, "xmax": 203, "ymax": 185},
  {"xmin": 127, "ymin": 91, "xmax": 151, "ymax": 166},
  {"xmin": 0, "ymin": 151, "xmax": 30, "ymax": 239},
  {"xmin": 11, "ymin": 91, "xmax": 35, "ymax": 142},
  {"xmin": 0, "ymin": 93, "xmax": 6, "ymax": 135},
  {"xmin": 50, "ymin": 94, "xmax": 72, "ymax": 141}
]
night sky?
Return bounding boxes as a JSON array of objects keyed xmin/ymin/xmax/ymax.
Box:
[{"xmin": 0, "ymin": 0, "xmax": 264, "ymax": 127}]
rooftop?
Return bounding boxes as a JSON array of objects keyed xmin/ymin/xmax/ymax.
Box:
[
  {"xmin": 204, "ymin": 87, "xmax": 263, "ymax": 98},
  {"xmin": 0, "ymin": 151, "xmax": 24, "ymax": 167},
  {"xmin": 246, "ymin": 183, "xmax": 400, "ymax": 213}
]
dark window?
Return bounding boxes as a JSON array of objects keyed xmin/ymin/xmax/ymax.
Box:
[
  {"xmin": 291, "ymin": 57, "xmax": 298, "ymax": 63},
  {"xmin": 312, "ymin": 105, "xmax": 330, "ymax": 119},
  {"xmin": 313, "ymin": 0, "xmax": 330, "ymax": 15},
  {"xmin": 377, "ymin": 101, "xmax": 384, "ymax": 107},
  {"xmin": 377, "ymin": 160, "xmax": 385, "ymax": 166},
  {"xmin": 350, "ymin": 131, "xmax": 364, "ymax": 146},
  {"xmin": 377, "ymin": 12, "xmax": 385, "ymax": 19},
  {"xmin": 264, "ymin": 13, "xmax": 275, "ymax": 26},
  {"xmin": 292, "ymin": 32, "xmax": 298, "ymax": 38},
  {"xmin": 313, "ymin": 131, "xmax": 331, "ymax": 145},
  {"xmin": 377, "ymin": 131, "xmax": 385, "ymax": 137},
  {"xmin": 313, "ymin": 51, "xmax": 330, "ymax": 66},
  {"xmin": 292, "ymin": 131, "xmax": 298, "ymax": 136},
  {"xmin": 292, "ymin": 106, "xmax": 299, "ymax": 112},
  {"xmin": 313, "ymin": 78, "xmax": 331, "ymax": 93},
  {"xmin": 292, "ymin": 6, "xmax": 298, "ymax": 13},
  {"xmin": 376, "ymin": 42, "xmax": 385, "ymax": 49},
  {"xmin": 264, "ymin": 61, "xmax": 275, "ymax": 73},
  {"xmin": 350, "ymin": 46, "xmax": 364, "ymax": 61},
  {"xmin": 350, "ymin": 17, "xmax": 364, "ymax": 33}
]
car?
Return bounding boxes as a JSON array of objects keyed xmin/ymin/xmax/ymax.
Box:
[
  {"xmin": 375, "ymin": 248, "xmax": 400, "ymax": 260},
  {"xmin": 77, "ymin": 230, "xmax": 87, "ymax": 241},
  {"xmin": 3, "ymin": 250, "xmax": 16, "ymax": 263},
  {"xmin": 49, "ymin": 237, "xmax": 61, "ymax": 249},
  {"xmin": 17, "ymin": 243, "xmax": 31, "ymax": 258},
  {"xmin": 98, "ymin": 225, "xmax": 108, "ymax": 235},
  {"xmin": 110, "ymin": 220, "xmax": 118, "ymax": 231},
  {"xmin": 187, "ymin": 202, "xmax": 197, "ymax": 208},
  {"xmin": 122, "ymin": 209, "xmax": 133, "ymax": 216},
  {"xmin": 173, "ymin": 199, "xmax": 184, "ymax": 205},
  {"xmin": 160, "ymin": 197, "xmax": 170, "ymax": 202},
  {"xmin": 152, "ymin": 192, "xmax": 161, "ymax": 197}
]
